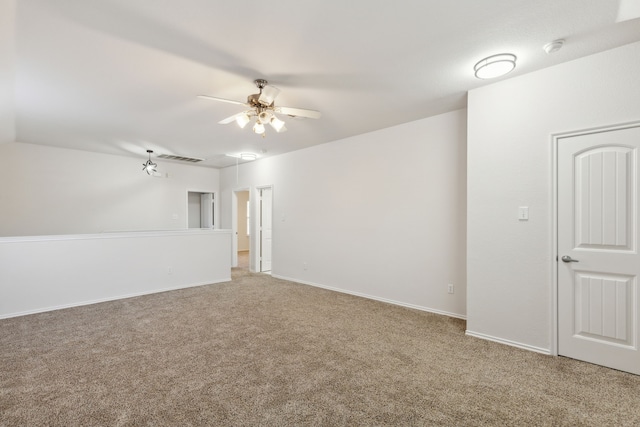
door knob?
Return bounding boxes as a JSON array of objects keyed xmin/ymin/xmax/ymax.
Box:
[{"xmin": 561, "ymin": 255, "xmax": 579, "ymax": 263}]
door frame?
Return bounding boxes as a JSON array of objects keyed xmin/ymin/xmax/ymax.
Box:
[
  {"xmin": 256, "ymin": 185, "xmax": 273, "ymax": 273},
  {"xmin": 551, "ymin": 120, "xmax": 640, "ymax": 357},
  {"xmin": 232, "ymin": 188, "xmax": 250, "ymax": 269}
]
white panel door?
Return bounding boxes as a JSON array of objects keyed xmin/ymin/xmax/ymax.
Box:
[
  {"xmin": 260, "ymin": 187, "xmax": 273, "ymax": 272},
  {"xmin": 558, "ymin": 124, "xmax": 640, "ymax": 375},
  {"xmin": 200, "ymin": 193, "xmax": 214, "ymax": 228}
]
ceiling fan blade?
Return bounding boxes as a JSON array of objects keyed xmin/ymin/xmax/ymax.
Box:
[
  {"xmin": 274, "ymin": 106, "xmax": 322, "ymax": 119},
  {"xmin": 218, "ymin": 112, "xmax": 247, "ymax": 125},
  {"xmin": 198, "ymin": 95, "xmax": 247, "ymax": 106},
  {"xmin": 258, "ymin": 85, "xmax": 281, "ymax": 106}
]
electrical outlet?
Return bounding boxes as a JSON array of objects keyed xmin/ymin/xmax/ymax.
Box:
[
  {"xmin": 303, "ymin": 262, "xmax": 308, "ymax": 271},
  {"xmin": 167, "ymin": 266, "xmax": 173, "ymax": 275},
  {"xmin": 447, "ymin": 284, "xmax": 454, "ymax": 294}
]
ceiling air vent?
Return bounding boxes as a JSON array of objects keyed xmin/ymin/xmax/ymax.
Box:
[{"xmin": 157, "ymin": 154, "xmax": 204, "ymax": 163}]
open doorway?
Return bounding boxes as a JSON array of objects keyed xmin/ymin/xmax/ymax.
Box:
[
  {"xmin": 236, "ymin": 190, "xmax": 250, "ymax": 270},
  {"xmin": 187, "ymin": 191, "xmax": 217, "ymax": 229},
  {"xmin": 232, "ymin": 187, "xmax": 272, "ymax": 272}
]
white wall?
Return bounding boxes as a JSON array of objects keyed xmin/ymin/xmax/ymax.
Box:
[
  {"xmin": 0, "ymin": 142, "xmax": 220, "ymax": 236},
  {"xmin": 221, "ymin": 109, "xmax": 467, "ymax": 318},
  {"xmin": 467, "ymin": 41, "xmax": 640, "ymax": 352},
  {"xmin": 0, "ymin": 0, "xmax": 16, "ymax": 144},
  {"xmin": 188, "ymin": 192, "xmax": 201, "ymax": 228},
  {"xmin": 0, "ymin": 229, "xmax": 232, "ymax": 318},
  {"xmin": 236, "ymin": 191, "xmax": 249, "ymax": 251}
]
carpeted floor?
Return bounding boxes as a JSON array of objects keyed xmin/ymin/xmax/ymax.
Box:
[
  {"xmin": 1, "ymin": 268, "xmax": 640, "ymax": 426},
  {"xmin": 237, "ymin": 251, "xmax": 249, "ymax": 270}
]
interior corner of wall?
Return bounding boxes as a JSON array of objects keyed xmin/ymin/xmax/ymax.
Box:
[{"xmin": 0, "ymin": 0, "xmax": 17, "ymax": 145}]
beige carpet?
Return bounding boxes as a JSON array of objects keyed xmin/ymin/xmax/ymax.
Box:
[
  {"xmin": 1, "ymin": 268, "xmax": 639, "ymax": 426},
  {"xmin": 237, "ymin": 250, "xmax": 249, "ymax": 270}
]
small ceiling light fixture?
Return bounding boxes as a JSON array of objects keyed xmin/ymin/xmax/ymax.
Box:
[
  {"xmin": 225, "ymin": 153, "xmax": 258, "ymax": 161},
  {"xmin": 543, "ymin": 39, "xmax": 564, "ymax": 54},
  {"xmin": 142, "ymin": 150, "xmax": 157, "ymax": 175},
  {"xmin": 240, "ymin": 153, "xmax": 257, "ymax": 161},
  {"xmin": 474, "ymin": 53, "xmax": 517, "ymax": 79}
]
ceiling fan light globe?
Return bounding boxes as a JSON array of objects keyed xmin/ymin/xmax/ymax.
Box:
[
  {"xmin": 270, "ymin": 116, "xmax": 286, "ymax": 132},
  {"xmin": 253, "ymin": 121, "xmax": 265, "ymax": 134},
  {"xmin": 258, "ymin": 111, "xmax": 273, "ymax": 123},
  {"xmin": 258, "ymin": 86, "xmax": 280, "ymax": 106},
  {"xmin": 235, "ymin": 113, "xmax": 250, "ymax": 128}
]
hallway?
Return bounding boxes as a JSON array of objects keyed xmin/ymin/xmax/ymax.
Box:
[{"xmin": 237, "ymin": 251, "xmax": 249, "ymax": 270}]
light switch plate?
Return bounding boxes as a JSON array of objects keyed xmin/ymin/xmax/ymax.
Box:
[{"xmin": 518, "ymin": 206, "xmax": 529, "ymax": 221}]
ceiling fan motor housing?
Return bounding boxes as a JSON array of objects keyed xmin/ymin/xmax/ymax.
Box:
[{"xmin": 247, "ymin": 93, "xmax": 273, "ymax": 107}]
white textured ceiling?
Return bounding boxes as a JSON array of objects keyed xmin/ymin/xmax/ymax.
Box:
[{"xmin": 11, "ymin": 0, "xmax": 640, "ymax": 168}]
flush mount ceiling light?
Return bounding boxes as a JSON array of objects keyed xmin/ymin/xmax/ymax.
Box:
[
  {"xmin": 240, "ymin": 153, "xmax": 257, "ymax": 161},
  {"xmin": 142, "ymin": 149, "xmax": 157, "ymax": 175},
  {"xmin": 199, "ymin": 79, "xmax": 321, "ymax": 137},
  {"xmin": 474, "ymin": 53, "xmax": 517, "ymax": 79},
  {"xmin": 225, "ymin": 153, "xmax": 258, "ymax": 161}
]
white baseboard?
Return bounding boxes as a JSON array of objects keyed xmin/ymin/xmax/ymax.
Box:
[
  {"xmin": 465, "ymin": 330, "xmax": 550, "ymax": 355},
  {"xmin": 272, "ymin": 274, "xmax": 466, "ymax": 320},
  {"xmin": 0, "ymin": 278, "xmax": 231, "ymax": 319}
]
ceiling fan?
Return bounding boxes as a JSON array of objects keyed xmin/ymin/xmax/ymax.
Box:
[{"xmin": 198, "ymin": 79, "xmax": 321, "ymax": 136}]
